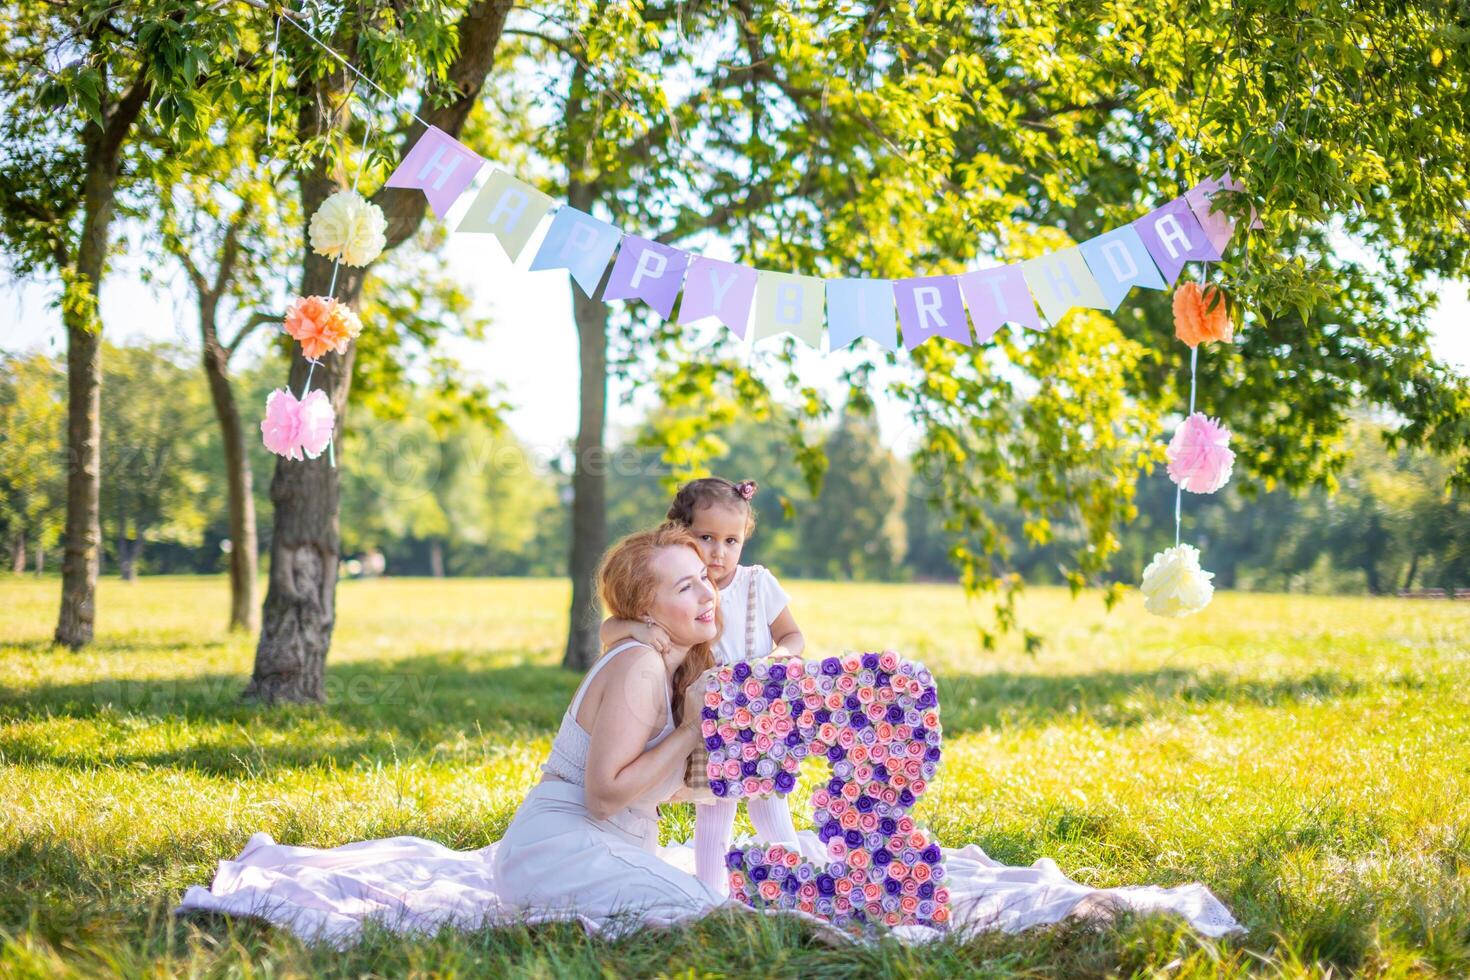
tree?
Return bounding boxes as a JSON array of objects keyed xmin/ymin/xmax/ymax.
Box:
[
  {"xmin": 0, "ymin": 1, "xmax": 251, "ymax": 646},
  {"xmin": 802, "ymin": 410, "xmax": 907, "ymax": 581},
  {"xmin": 243, "ymin": 0, "xmax": 513, "ymax": 702},
  {"xmin": 148, "ymin": 120, "xmax": 294, "ymax": 627},
  {"xmin": 0, "ymin": 352, "xmax": 66, "ymax": 574}
]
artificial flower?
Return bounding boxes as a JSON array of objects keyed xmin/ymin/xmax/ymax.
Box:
[
  {"xmin": 1173, "ymin": 281, "xmax": 1232, "ymax": 347},
  {"xmin": 260, "ymin": 388, "xmax": 334, "ymax": 461},
  {"xmin": 1167, "ymin": 412, "xmax": 1236, "ymax": 493},
  {"xmin": 283, "ymin": 295, "xmax": 362, "ymax": 360},
  {"xmin": 308, "ymin": 189, "xmax": 387, "ymax": 267},
  {"xmin": 1140, "ymin": 543, "xmax": 1215, "ymax": 617}
]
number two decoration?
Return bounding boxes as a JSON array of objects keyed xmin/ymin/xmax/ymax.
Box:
[{"xmin": 699, "ymin": 653, "xmax": 951, "ymax": 931}]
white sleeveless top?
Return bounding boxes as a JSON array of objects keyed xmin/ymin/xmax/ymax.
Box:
[{"xmin": 541, "ymin": 640, "xmax": 683, "ymax": 810}]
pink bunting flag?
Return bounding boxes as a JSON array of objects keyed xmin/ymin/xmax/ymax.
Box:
[{"xmin": 384, "ymin": 125, "xmax": 486, "ymax": 218}]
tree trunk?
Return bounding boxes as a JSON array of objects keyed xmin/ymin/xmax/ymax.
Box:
[
  {"xmin": 10, "ymin": 531, "xmax": 23, "ymax": 575},
  {"xmin": 53, "ymin": 74, "xmax": 151, "ymax": 649},
  {"xmin": 1401, "ymin": 553, "xmax": 1419, "ymax": 592},
  {"xmin": 244, "ymin": 1, "xmax": 511, "ymax": 703},
  {"xmin": 118, "ymin": 504, "xmax": 135, "ymax": 581},
  {"xmin": 202, "ymin": 334, "xmax": 258, "ymax": 631},
  {"xmin": 429, "ymin": 539, "xmax": 446, "ymax": 578},
  {"xmin": 35, "ymin": 546, "xmax": 45, "ymax": 575}
]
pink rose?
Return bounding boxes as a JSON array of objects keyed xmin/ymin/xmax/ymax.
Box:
[
  {"xmin": 884, "ymin": 911, "xmax": 902, "ymax": 926},
  {"xmin": 701, "ymin": 719, "xmax": 717, "ymax": 736},
  {"xmin": 704, "ymin": 692, "xmax": 721, "ymax": 708},
  {"xmin": 911, "ymin": 778, "xmax": 926, "ymax": 795},
  {"xmin": 882, "ymin": 788, "xmax": 899, "ymax": 805},
  {"xmin": 840, "ymin": 810, "xmax": 860, "ymax": 830},
  {"xmin": 837, "ymin": 728, "xmax": 856, "ymax": 749},
  {"xmin": 923, "ymin": 710, "xmax": 940, "ymax": 728},
  {"xmin": 799, "ymin": 882, "xmax": 818, "ymax": 901},
  {"xmin": 834, "ymin": 895, "xmax": 852, "ymax": 914},
  {"xmin": 842, "ymin": 655, "xmax": 861, "ymax": 672},
  {"xmin": 859, "ymin": 813, "xmax": 878, "ymax": 832},
  {"xmin": 848, "ymin": 849, "xmax": 869, "ymax": 869},
  {"xmin": 862, "ymin": 882, "xmax": 883, "ymax": 902},
  {"xmin": 869, "ymin": 745, "xmax": 888, "ymax": 764},
  {"xmin": 834, "ymin": 876, "xmax": 853, "ymax": 895},
  {"xmin": 850, "ymin": 745, "xmax": 869, "ymax": 763},
  {"xmin": 935, "ymin": 887, "xmax": 951, "ymax": 905},
  {"xmin": 837, "ymin": 675, "xmax": 857, "ymax": 694},
  {"xmin": 857, "ymin": 687, "xmax": 876, "ymax": 704},
  {"xmin": 742, "ymin": 743, "xmax": 759, "ymax": 761},
  {"xmin": 785, "ymin": 851, "xmax": 800, "ymax": 869},
  {"xmin": 743, "ymin": 679, "xmax": 763, "ymax": 698},
  {"xmin": 755, "ymin": 733, "xmax": 773, "ymax": 752},
  {"xmin": 758, "ymin": 880, "xmax": 781, "ymax": 901},
  {"xmin": 818, "ymin": 723, "xmax": 838, "ymax": 744},
  {"xmin": 900, "ymin": 895, "xmax": 919, "ymax": 914},
  {"xmin": 912, "ymin": 863, "xmax": 931, "ymax": 883},
  {"xmin": 812, "ymin": 789, "xmax": 831, "ymax": 809},
  {"xmin": 841, "ymin": 782, "xmax": 861, "ymax": 801},
  {"xmin": 759, "ymin": 778, "xmax": 775, "ymax": 794},
  {"xmin": 879, "ymin": 652, "xmax": 899, "ymax": 672},
  {"xmin": 733, "ymin": 708, "xmax": 753, "ymax": 727},
  {"xmin": 742, "ymin": 777, "xmax": 761, "ymax": 795},
  {"xmin": 825, "ymin": 693, "xmax": 844, "ymax": 711},
  {"xmin": 771, "ymin": 700, "xmax": 790, "ymax": 717},
  {"xmin": 901, "ymin": 877, "xmax": 919, "ymax": 896},
  {"xmin": 723, "ymin": 760, "xmax": 741, "ymax": 779}
]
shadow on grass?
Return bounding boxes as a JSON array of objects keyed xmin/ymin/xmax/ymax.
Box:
[
  {"xmin": 0, "ymin": 653, "xmax": 579, "ymax": 776},
  {"xmin": 3, "ymin": 637, "xmax": 231, "ymax": 655}
]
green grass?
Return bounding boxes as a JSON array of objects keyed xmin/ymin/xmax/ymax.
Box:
[{"xmin": 1, "ymin": 575, "xmax": 1468, "ymax": 977}]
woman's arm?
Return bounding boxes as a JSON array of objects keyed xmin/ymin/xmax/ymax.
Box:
[
  {"xmin": 768, "ymin": 606, "xmax": 805, "ymax": 659},
  {"xmin": 581, "ymin": 647, "xmax": 704, "ymax": 820}
]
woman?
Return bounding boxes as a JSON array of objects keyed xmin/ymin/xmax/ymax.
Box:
[
  {"xmin": 490, "ymin": 523, "xmax": 728, "ymax": 927},
  {"xmin": 177, "ymin": 525, "xmax": 1244, "ymax": 944}
]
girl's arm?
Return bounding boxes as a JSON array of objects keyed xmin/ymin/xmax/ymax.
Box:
[
  {"xmin": 581, "ymin": 647, "xmax": 706, "ymax": 820},
  {"xmin": 767, "ymin": 606, "xmax": 805, "ymax": 659},
  {"xmin": 599, "ymin": 616, "xmax": 670, "ymax": 653}
]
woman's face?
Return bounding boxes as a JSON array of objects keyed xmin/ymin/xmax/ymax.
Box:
[{"xmin": 647, "ymin": 544, "xmax": 718, "ymax": 648}]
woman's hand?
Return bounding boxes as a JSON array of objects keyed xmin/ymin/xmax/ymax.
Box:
[
  {"xmin": 680, "ymin": 668, "xmax": 718, "ymax": 732},
  {"xmin": 765, "ymin": 645, "xmax": 802, "ymax": 662}
]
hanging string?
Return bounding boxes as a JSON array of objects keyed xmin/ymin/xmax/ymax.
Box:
[{"xmin": 265, "ymin": 14, "xmax": 282, "ymax": 141}]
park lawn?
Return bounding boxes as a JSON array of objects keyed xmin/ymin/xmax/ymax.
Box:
[{"xmin": 0, "ymin": 575, "xmax": 1467, "ymax": 978}]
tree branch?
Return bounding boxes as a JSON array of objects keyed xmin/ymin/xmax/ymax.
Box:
[{"xmin": 226, "ymin": 311, "xmax": 277, "ymax": 357}]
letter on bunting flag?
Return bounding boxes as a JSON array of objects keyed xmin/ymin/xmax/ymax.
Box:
[
  {"xmin": 825, "ymin": 279, "xmax": 896, "ymax": 351},
  {"xmin": 602, "ymin": 235, "xmax": 690, "ymax": 319},
  {"xmin": 679, "ymin": 257, "xmax": 758, "ymax": 338},
  {"xmin": 1185, "ymin": 173, "xmax": 1263, "ymax": 255},
  {"xmin": 529, "ymin": 206, "xmax": 621, "ymax": 296},
  {"xmin": 456, "ymin": 170, "xmax": 556, "ymax": 261},
  {"xmin": 753, "ymin": 271, "xmax": 824, "ymax": 347},
  {"xmin": 384, "ymin": 125, "xmax": 485, "ymax": 217},
  {"xmin": 1077, "ymin": 225, "xmax": 1166, "ymax": 311},
  {"xmin": 956, "ymin": 265, "xmax": 1041, "ymax": 341},
  {"xmin": 1134, "ymin": 197, "xmax": 1221, "ymax": 284},
  {"xmin": 1021, "ymin": 248, "xmax": 1110, "ymax": 325},
  {"xmin": 894, "ymin": 276, "xmax": 970, "ymax": 349}
]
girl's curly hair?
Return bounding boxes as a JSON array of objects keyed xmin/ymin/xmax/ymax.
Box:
[{"xmin": 665, "ymin": 477, "xmax": 758, "ymax": 535}]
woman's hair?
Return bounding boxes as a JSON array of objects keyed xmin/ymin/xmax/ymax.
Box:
[
  {"xmin": 596, "ymin": 523, "xmax": 719, "ymax": 726},
  {"xmin": 665, "ymin": 477, "xmax": 758, "ymax": 535}
]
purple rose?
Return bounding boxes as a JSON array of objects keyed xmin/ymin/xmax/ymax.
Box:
[
  {"xmin": 769, "ymin": 664, "xmax": 787, "ymax": 681},
  {"xmin": 820, "ymin": 657, "xmax": 842, "ymax": 676},
  {"xmin": 919, "ymin": 688, "xmax": 938, "ymax": 709},
  {"xmin": 774, "ymin": 771, "xmax": 796, "ymax": 792},
  {"xmin": 855, "ymin": 794, "xmax": 875, "ymax": 813},
  {"xmin": 733, "ymin": 662, "xmax": 752, "ymax": 681},
  {"xmin": 883, "ymin": 877, "xmax": 902, "ymax": 896},
  {"xmin": 886, "ymin": 704, "xmax": 904, "ymax": 724},
  {"xmin": 827, "ymin": 777, "xmax": 845, "ymax": 795},
  {"xmin": 879, "ymin": 817, "xmax": 897, "ymax": 836},
  {"xmin": 872, "ymin": 847, "xmax": 892, "ymax": 866},
  {"xmin": 785, "ymin": 730, "xmax": 802, "ymax": 747},
  {"xmin": 738, "ymin": 729, "xmax": 754, "ymax": 742},
  {"xmin": 826, "ymin": 745, "xmax": 844, "ymax": 763},
  {"xmin": 918, "ymin": 881, "xmax": 935, "ymax": 899},
  {"xmin": 705, "ymin": 735, "xmax": 724, "ymax": 751},
  {"xmin": 751, "ymin": 865, "xmax": 769, "ymax": 882},
  {"xmin": 816, "ymin": 874, "xmax": 836, "ymax": 896},
  {"xmin": 844, "ymin": 828, "xmax": 863, "ymax": 847},
  {"xmin": 899, "ymin": 788, "xmax": 916, "ymax": 808},
  {"xmin": 783, "ymin": 874, "xmax": 800, "ymax": 893},
  {"xmin": 726, "ymin": 850, "xmax": 745, "ymax": 870},
  {"xmin": 814, "ymin": 709, "xmax": 832, "ymax": 725},
  {"xmin": 873, "ymin": 764, "xmax": 889, "ymax": 782},
  {"xmin": 922, "ymin": 844, "xmax": 941, "ymax": 863},
  {"xmin": 764, "ymin": 681, "xmax": 782, "ymax": 699},
  {"xmin": 735, "ymin": 693, "xmax": 749, "ymax": 708},
  {"xmin": 712, "ymin": 780, "xmax": 728, "ymax": 797},
  {"xmin": 861, "ymin": 653, "xmax": 880, "ymax": 670},
  {"xmin": 701, "ymin": 706, "xmax": 717, "ymax": 721},
  {"xmin": 851, "ymin": 713, "xmax": 868, "ymax": 730},
  {"xmin": 845, "ymin": 695, "xmax": 861, "ymax": 711},
  {"xmin": 926, "ymin": 746, "xmax": 941, "ymax": 762}
]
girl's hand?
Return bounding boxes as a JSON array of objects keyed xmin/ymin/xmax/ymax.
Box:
[
  {"xmin": 632, "ymin": 619, "xmax": 671, "ymax": 655},
  {"xmin": 680, "ymin": 667, "xmax": 719, "ymax": 732},
  {"xmin": 765, "ymin": 645, "xmax": 802, "ymax": 662},
  {"xmin": 668, "ymin": 783, "xmax": 717, "ymax": 806}
]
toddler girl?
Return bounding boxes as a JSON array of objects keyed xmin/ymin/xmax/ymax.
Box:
[{"xmin": 600, "ymin": 477, "xmax": 805, "ymax": 894}]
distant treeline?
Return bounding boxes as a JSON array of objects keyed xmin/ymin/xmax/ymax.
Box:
[{"xmin": 4, "ymin": 341, "xmax": 1465, "ymax": 594}]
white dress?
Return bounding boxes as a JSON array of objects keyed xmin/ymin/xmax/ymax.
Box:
[{"xmin": 175, "ymin": 643, "xmax": 1244, "ymax": 946}]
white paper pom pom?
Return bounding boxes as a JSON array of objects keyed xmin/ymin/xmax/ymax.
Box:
[
  {"xmin": 1140, "ymin": 543, "xmax": 1215, "ymax": 617},
  {"xmin": 308, "ymin": 189, "xmax": 387, "ymax": 267}
]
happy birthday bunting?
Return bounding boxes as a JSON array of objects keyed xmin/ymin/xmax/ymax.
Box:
[
  {"xmin": 528, "ymin": 206, "xmax": 621, "ymax": 296},
  {"xmin": 1185, "ymin": 173, "xmax": 1264, "ymax": 255},
  {"xmin": 956, "ymin": 265, "xmax": 1042, "ymax": 340},
  {"xmin": 753, "ymin": 271, "xmax": 825, "ymax": 347},
  {"xmin": 1134, "ymin": 197, "xmax": 1221, "ymax": 285},
  {"xmin": 1022, "ymin": 248, "xmax": 1111, "ymax": 325},
  {"xmin": 456, "ymin": 170, "xmax": 556, "ymax": 261},
  {"xmin": 384, "ymin": 126, "xmax": 486, "ymax": 218},
  {"xmin": 1078, "ymin": 225, "xmax": 1167, "ymax": 312},
  {"xmin": 894, "ymin": 276, "xmax": 970, "ymax": 349},
  {"xmin": 825, "ymin": 279, "xmax": 897, "ymax": 351},
  {"xmin": 679, "ymin": 257, "xmax": 758, "ymax": 338},
  {"xmin": 602, "ymin": 235, "xmax": 691, "ymax": 320}
]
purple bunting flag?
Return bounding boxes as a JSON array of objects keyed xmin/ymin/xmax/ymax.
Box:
[
  {"xmin": 894, "ymin": 275, "xmax": 971, "ymax": 349},
  {"xmin": 384, "ymin": 125, "xmax": 486, "ymax": 218},
  {"xmin": 1134, "ymin": 197, "xmax": 1222, "ymax": 285},
  {"xmin": 956, "ymin": 265, "xmax": 1041, "ymax": 341},
  {"xmin": 1185, "ymin": 172, "xmax": 1264, "ymax": 255},
  {"xmin": 679, "ymin": 257, "xmax": 758, "ymax": 338},
  {"xmin": 602, "ymin": 235, "xmax": 691, "ymax": 320}
]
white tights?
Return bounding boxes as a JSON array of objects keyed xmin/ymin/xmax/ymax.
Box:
[{"xmin": 693, "ymin": 795, "xmax": 800, "ymax": 896}]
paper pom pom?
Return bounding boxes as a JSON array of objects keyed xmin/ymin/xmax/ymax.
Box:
[
  {"xmin": 1140, "ymin": 543, "xmax": 1215, "ymax": 617},
  {"xmin": 260, "ymin": 388, "xmax": 335, "ymax": 461},
  {"xmin": 1173, "ymin": 282, "xmax": 1232, "ymax": 347},
  {"xmin": 1167, "ymin": 412, "xmax": 1235, "ymax": 494},
  {"xmin": 283, "ymin": 295, "xmax": 362, "ymax": 360},
  {"xmin": 309, "ymin": 189, "xmax": 386, "ymax": 267}
]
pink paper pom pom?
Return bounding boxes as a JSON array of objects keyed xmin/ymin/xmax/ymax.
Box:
[
  {"xmin": 1166, "ymin": 412, "xmax": 1235, "ymax": 494},
  {"xmin": 260, "ymin": 388, "xmax": 335, "ymax": 461}
]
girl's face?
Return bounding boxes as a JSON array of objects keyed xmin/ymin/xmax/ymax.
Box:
[
  {"xmin": 647, "ymin": 543, "xmax": 719, "ymax": 648},
  {"xmin": 688, "ymin": 501, "xmax": 748, "ymax": 589}
]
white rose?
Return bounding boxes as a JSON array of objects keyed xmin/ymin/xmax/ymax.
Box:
[
  {"xmin": 1140, "ymin": 544, "xmax": 1215, "ymax": 617},
  {"xmin": 308, "ymin": 189, "xmax": 387, "ymax": 267}
]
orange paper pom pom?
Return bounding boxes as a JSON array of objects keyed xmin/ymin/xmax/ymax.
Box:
[
  {"xmin": 283, "ymin": 296, "xmax": 363, "ymax": 360},
  {"xmin": 1172, "ymin": 282, "xmax": 1232, "ymax": 348}
]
